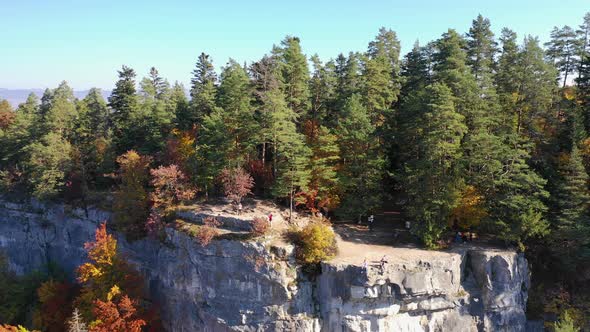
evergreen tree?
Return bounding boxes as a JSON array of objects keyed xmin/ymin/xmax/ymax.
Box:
[
  {"xmin": 139, "ymin": 67, "xmax": 175, "ymax": 154},
  {"xmin": 82, "ymin": 88, "xmax": 109, "ymax": 137},
  {"xmin": 72, "ymin": 89, "xmax": 112, "ymax": 191},
  {"xmin": 578, "ymin": 14, "xmax": 590, "ymax": 133},
  {"xmin": 336, "ymin": 94, "xmax": 384, "ymax": 222},
  {"xmin": 545, "ymin": 26, "xmax": 582, "ymax": 87},
  {"xmin": 335, "ymin": 52, "xmax": 363, "ymax": 109},
  {"xmin": 185, "ymin": 53, "xmax": 217, "ymax": 128},
  {"xmin": 403, "ymin": 83, "xmax": 466, "ymax": 247},
  {"xmin": 250, "ymin": 54, "xmax": 282, "ymax": 170},
  {"xmin": 300, "ymin": 121, "xmax": 340, "ymax": 213},
  {"xmin": 496, "ymin": 28, "xmax": 522, "ymax": 131},
  {"xmin": 487, "ymin": 136, "xmax": 549, "ymax": 247},
  {"xmin": 0, "ymin": 94, "xmax": 39, "ymax": 168},
  {"xmin": 308, "ymin": 55, "xmax": 337, "ymax": 125},
  {"xmin": 466, "ymin": 15, "xmax": 498, "ymax": 93},
  {"xmin": 272, "ymin": 115, "xmax": 310, "ymax": 220},
  {"xmin": 214, "ymin": 59, "xmax": 257, "ymax": 166},
  {"xmin": 108, "ymin": 66, "xmax": 139, "ymax": 154},
  {"xmin": 277, "ymin": 36, "xmax": 310, "ymax": 116},
  {"xmin": 433, "ymin": 29, "xmax": 480, "ymax": 127},
  {"xmin": 170, "ymin": 81, "xmax": 190, "ymax": 129},
  {"xmin": 550, "ymin": 145, "xmax": 590, "ymax": 269},
  {"xmin": 43, "ymin": 81, "xmax": 77, "ymax": 136}
]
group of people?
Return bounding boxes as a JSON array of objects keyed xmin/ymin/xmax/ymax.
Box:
[{"xmin": 454, "ymin": 231, "xmax": 473, "ymax": 243}]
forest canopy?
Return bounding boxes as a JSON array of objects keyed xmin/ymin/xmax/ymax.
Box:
[{"xmin": 2, "ymin": 14, "xmax": 590, "ymax": 326}]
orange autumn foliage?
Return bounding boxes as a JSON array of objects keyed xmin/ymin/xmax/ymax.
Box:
[
  {"xmin": 165, "ymin": 128, "xmax": 197, "ymax": 175},
  {"xmin": 76, "ymin": 223, "xmax": 143, "ymax": 320},
  {"xmin": 90, "ymin": 295, "xmax": 145, "ymax": 332}
]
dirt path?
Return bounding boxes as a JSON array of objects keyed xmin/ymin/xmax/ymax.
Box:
[{"xmin": 331, "ymin": 223, "xmax": 454, "ymax": 265}]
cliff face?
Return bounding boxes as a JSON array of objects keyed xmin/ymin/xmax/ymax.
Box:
[{"xmin": 0, "ymin": 200, "xmax": 530, "ymax": 332}]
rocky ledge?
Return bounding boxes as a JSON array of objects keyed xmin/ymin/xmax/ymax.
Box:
[{"xmin": 0, "ymin": 200, "xmax": 530, "ymax": 331}]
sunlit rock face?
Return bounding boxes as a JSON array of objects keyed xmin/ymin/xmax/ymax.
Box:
[
  {"xmin": 318, "ymin": 251, "xmax": 529, "ymax": 332},
  {"xmin": 0, "ymin": 200, "xmax": 529, "ymax": 332}
]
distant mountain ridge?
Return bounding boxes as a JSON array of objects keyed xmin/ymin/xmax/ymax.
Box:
[{"xmin": 0, "ymin": 88, "xmax": 112, "ymax": 108}]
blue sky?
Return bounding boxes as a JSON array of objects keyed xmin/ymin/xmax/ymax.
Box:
[{"xmin": 1, "ymin": 0, "xmax": 588, "ymax": 90}]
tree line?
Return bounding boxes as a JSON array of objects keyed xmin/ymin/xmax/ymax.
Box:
[{"xmin": 1, "ymin": 14, "xmax": 590, "ymax": 257}]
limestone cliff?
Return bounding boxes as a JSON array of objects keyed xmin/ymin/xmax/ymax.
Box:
[{"xmin": 0, "ymin": 200, "xmax": 530, "ymax": 331}]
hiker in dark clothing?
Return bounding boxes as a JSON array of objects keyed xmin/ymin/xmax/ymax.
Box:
[{"xmin": 368, "ymin": 215, "xmax": 375, "ymax": 232}]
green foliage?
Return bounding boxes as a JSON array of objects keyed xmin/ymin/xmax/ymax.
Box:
[
  {"xmin": 553, "ymin": 310, "xmax": 580, "ymax": 332},
  {"xmin": 336, "ymin": 94, "xmax": 383, "ymax": 220},
  {"xmin": 277, "ymin": 36, "xmax": 310, "ymax": 115},
  {"xmin": 25, "ymin": 133, "xmax": 73, "ymax": 200},
  {"xmin": 108, "ymin": 66, "xmax": 140, "ymax": 155},
  {"xmin": 0, "ymin": 255, "xmax": 52, "ymax": 329},
  {"xmin": 186, "ymin": 52, "xmax": 217, "ymax": 127},
  {"xmin": 402, "ymin": 83, "xmax": 466, "ymax": 247}
]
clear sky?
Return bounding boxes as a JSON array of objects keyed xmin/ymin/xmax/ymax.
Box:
[{"xmin": 1, "ymin": 0, "xmax": 588, "ymax": 90}]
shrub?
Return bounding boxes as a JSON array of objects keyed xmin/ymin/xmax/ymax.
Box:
[
  {"xmin": 553, "ymin": 310, "xmax": 579, "ymax": 332},
  {"xmin": 196, "ymin": 217, "xmax": 221, "ymax": 246},
  {"xmin": 149, "ymin": 164, "xmax": 196, "ymax": 209},
  {"xmin": 293, "ymin": 222, "xmax": 337, "ymax": 264},
  {"xmin": 196, "ymin": 226, "xmax": 219, "ymax": 246},
  {"xmin": 219, "ymin": 168, "xmax": 254, "ymax": 205},
  {"xmin": 250, "ymin": 217, "xmax": 269, "ymax": 237}
]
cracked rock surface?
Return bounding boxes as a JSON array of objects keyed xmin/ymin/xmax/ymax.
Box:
[{"xmin": 0, "ymin": 200, "xmax": 530, "ymax": 331}]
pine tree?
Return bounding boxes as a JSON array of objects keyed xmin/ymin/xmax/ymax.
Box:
[
  {"xmin": 517, "ymin": 36, "xmax": 558, "ymax": 138},
  {"xmin": 272, "ymin": 120, "xmax": 310, "ymax": 220},
  {"xmin": 403, "ymin": 83, "xmax": 466, "ymax": 247},
  {"xmin": 139, "ymin": 67, "xmax": 175, "ymax": 154},
  {"xmin": 466, "ymin": 15, "xmax": 498, "ymax": 93},
  {"xmin": 496, "ymin": 28, "xmax": 521, "ymax": 132},
  {"xmin": 277, "ymin": 36, "xmax": 310, "ymax": 116},
  {"xmin": 81, "ymin": 88, "xmax": 109, "ymax": 138},
  {"xmin": 545, "ymin": 26, "xmax": 582, "ymax": 87},
  {"xmin": 578, "ymin": 14, "xmax": 590, "ymax": 134},
  {"xmin": 250, "ymin": 54, "xmax": 282, "ymax": 171},
  {"xmin": 214, "ymin": 59, "xmax": 257, "ymax": 166},
  {"xmin": 43, "ymin": 81, "xmax": 77, "ymax": 136},
  {"xmin": 336, "ymin": 94, "xmax": 384, "ymax": 222},
  {"xmin": 300, "ymin": 121, "xmax": 340, "ymax": 212},
  {"xmin": 308, "ymin": 55, "xmax": 337, "ymax": 126},
  {"xmin": 550, "ymin": 145, "xmax": 590, "ymax": 269},
  {"xmin": 108, "ymin": 66, "xmax": 139, "ymax": 154},
  {"xmin": 433, "ymin": 29, "xmax": 480, "ymax": 127},
  {"xmin": 488, "ymin": 136, "xmax": 549, "ymax": 246},
  {"xmin": 335, "ymin": 52, "xmax": 363, "ymax": 110},
  {"xmin": 185, "ymin": 53, "xmax": 217, "ymax": 128}
]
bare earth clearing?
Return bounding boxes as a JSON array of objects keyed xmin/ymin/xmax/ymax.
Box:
[{"xmin": 177, "ymin": 199, "xmax": 510, "ymax": 266}]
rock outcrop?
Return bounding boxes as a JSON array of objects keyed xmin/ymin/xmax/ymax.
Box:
[{"xmin": 0, "ymin": 200, "xmax": 530, "ymax": 331}]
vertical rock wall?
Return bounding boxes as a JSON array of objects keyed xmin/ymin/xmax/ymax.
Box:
[{"xmin": 0, "ymin": 200, "xmax": 530, "ymax": 331}]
